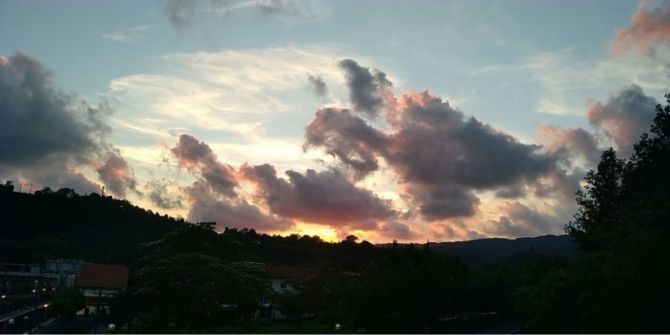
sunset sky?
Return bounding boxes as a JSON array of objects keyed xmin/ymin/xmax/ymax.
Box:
[{"xmin": 2, "ymin": 0, "xmax": 669, "ymax": 242}]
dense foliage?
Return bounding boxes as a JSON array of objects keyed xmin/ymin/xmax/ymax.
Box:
[{"xmin": 50, "ymin": 287, "xmax": 86, "ymax": 322}]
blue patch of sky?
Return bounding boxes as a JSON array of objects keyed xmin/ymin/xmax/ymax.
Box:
[{"xmin": 0, "ymin": 0, "xmax": 645, "ymax": 142}]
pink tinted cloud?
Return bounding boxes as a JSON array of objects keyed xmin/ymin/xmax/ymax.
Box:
[
  {"xmin": 611, "ymin": 0, "xmax": 670, "ymax": 56},
  {"xmin": 171, "ymin": 134, "xmax": 238, "ymax": 197},
  {"xmin": 586, "ymin": 84, "xmax": 657, "ymax": 157},
  {"xmin": 95, "ymin": 149, "xmax": 138, "ymax": 197},
  {"xmin": 241, "ymin": 163, "xmax": 396, "ymax": 229}
]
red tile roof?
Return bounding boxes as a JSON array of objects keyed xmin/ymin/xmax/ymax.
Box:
[
  {"xmin": 263, "ymin": 266, "xmax": 318, "ymax": 281},
  {"xmin": 76, "ymin": 264, "xmax": 129, "ymax": 289}
]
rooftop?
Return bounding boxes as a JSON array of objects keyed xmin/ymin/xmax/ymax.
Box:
[{"xmin": 75, "ymin": 263, "xmax": 129, "ymax": 289}]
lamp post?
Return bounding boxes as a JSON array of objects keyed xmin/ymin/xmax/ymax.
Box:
[{"xmin": 24, "ymin": 315, "xmax": 31, "ymax": 334}]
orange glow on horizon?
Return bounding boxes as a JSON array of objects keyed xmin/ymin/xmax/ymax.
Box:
[{"xmin": 285, "ymin": 222, "xmax": 339, "ymax": 242}]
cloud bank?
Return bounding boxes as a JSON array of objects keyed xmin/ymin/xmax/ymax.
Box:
[
  {"xmin": 306, "ymin": 60, "xmax": 559, "ymax": 224},
  {"xmin": 241, "ymin": 163, "xmax": 396, "ymax": 228}
]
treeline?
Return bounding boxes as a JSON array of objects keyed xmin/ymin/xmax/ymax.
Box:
[{"xmin": 114, "ymin": 223, "xmax": 559, "ymax": 333}]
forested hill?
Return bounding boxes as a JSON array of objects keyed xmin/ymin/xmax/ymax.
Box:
[{"xmin": 0, "ymin": 185, "xmax": 184, "ymax": 263}]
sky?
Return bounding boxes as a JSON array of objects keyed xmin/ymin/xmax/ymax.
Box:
[{"xmin": 1, "ymin": 0, "xmax": 670, "ymax": 243}]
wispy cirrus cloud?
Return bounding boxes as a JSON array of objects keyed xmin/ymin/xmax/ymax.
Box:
[
  {"xmin": 107, "ymin": 46, "xmax": 353, "ymax": 138},
  {"xmin": 102, "ymin": 25, "xmax": 151, "ymax": 43},
  {"xmin": 470, "ymin": 47, "xmax": 669, "ymax": 115},
  {"xmin": 165, "ymin": 0, "xmax": 331, "ymax": 32}
]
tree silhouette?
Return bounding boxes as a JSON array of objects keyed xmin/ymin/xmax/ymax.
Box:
[
  {"xmin": 565, "ymin": 93, "xmax": 670, "ymax": 332},
  {"xmin": 127, "ymin": 225, "xmax": 265, "ymax": 332},
  {"xmin": 51, "ymin": 288, "xmax": 85, "ymax": 322},
  {"xmin": 568, "ymin": 148, "xmax": 625, "ymax": 251}
]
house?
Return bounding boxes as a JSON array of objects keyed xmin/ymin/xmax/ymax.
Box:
[
  {"xmin": 256, "ymin": 266, "xmax": 318, "ymax": 320},
  {"xmin": 0, "ymin": 259, "xmax": 81, "ymax": 297},
  {"xmin": 75, "ymin": 263, "xmax": 128, "ymax": 316}
]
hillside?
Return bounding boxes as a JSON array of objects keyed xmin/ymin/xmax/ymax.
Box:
[{"xmin": 0, "ymin": 186, "xmax": 184, "ymax": 263}]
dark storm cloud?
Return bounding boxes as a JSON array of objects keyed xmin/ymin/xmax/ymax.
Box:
[
  {"xmin": 0, "ymin": 52, "xmax": 136, "ymax": 195},
  {"xmin": 0, "ymin": 53, "xmax": 109, "ymax": 167},
  {"xmin": 305, "ymin": 88, "xmax": 559, "ymax": 220},
  {"xmin": 404, "ymin": 184, "xmax": 480, "ymax": 220},
  {"xmin": 495, "ymin": 185, "xmax": 527, "ymax": 199},
  {"xmin": 307, "ymin": 74, "xmax": 328, "ymax": 96},
  {"xmin": 241, "ymin": 163, "xmax": 396, "ymax": 228},
  {"xmin": 186, "ymin": 180, "xmax": 294, "ymax": 232},
  {"xmin": 488, "ymin": 202, "xmax": 563, "ymax": 237},
  {"xmin": 387, "ymin": 93, "xmax": 555, "ymax": 189},
  {"xmin": 304, "ymin": 107, "xmax": 387, "ymax": 178},
  {"xmin": 171, "ymin": 134, "xmax": 238, "ymax": 197},
  {"xmin": 338, "ymin": 59, "xmax": 392, "ymax": 117},
  {"xmin": 611, "ymin": 0, "xmax": 670, "ymax": 56},
  {"xmin": 587, "ymin": 84, "xmax": 657, "ymax": 157},
  {"xmin": 146, "ymin": 179, "xmax": 183, "ymax": 209}
]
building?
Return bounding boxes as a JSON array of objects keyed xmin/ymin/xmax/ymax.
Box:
[
  {"xmin": 256, "ymin": 266, "xmax": 318, "ymax": 320},
  {"xmin": 0, "ymin": 259, "xmax": 82, "ymax": 330},
  {"xmin": 75, "ymin": 263, "xmax": 128, "ymax": 316},
  {"xmin": 0, "ymin": 259, "xmax": 81, "ymax": 296}
]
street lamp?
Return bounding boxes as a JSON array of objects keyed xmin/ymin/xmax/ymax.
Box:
[{"xmin": 24, "ymin": 315, "xmax": 31, "ymax": 334}]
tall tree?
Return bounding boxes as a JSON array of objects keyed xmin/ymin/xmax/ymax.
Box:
[
  {"xmin": 566, "ymin": 93, "xmax": 670, "ymax": 331},
  {"xmin": 568, "ymin": 148, "xmax": 625, "ymax": 251},
  {"xmin": 51, "ymin": 288, "xmax": 85, "ymax": 322},
  {"xmin": 128, "ymin": 225, "xmax": 265, "ymax": 332}
]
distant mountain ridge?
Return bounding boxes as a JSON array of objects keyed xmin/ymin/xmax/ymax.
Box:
[{"xmin": 427, "ymin": 235, "xmax": 577, "ymax": 265}]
